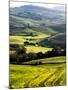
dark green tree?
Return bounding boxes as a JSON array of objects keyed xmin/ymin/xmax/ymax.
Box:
[{"xmin": 15, "ymin": 46, "xmax": 27, "ymax": 64}]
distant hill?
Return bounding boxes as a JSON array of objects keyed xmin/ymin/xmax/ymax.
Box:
[
  {"xmin": 10, "ymin": 5, "xmax": 65, "ymax": 25},
  {"xmin": 53, "ymin": 6, "xmax": 65, "ymax": 12},
  {"xmin": 10, "ymin": 14, "xmax": 66, "ymax": 35},
  {"xmin": 50, "ymin": 24, "xmax": 66, "ymax": 33}
]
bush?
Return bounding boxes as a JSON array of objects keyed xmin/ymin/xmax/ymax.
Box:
[
  {"xmin": 27, "ymin": 52, "xmax": 37, "ymax": 60},
  {"xmin": 39, "ymin": 61, "xmax": 42, "ymax": 64},
  {"xmin": 37, "ymin": 52, "xmax": 44, "ymax": 59}
]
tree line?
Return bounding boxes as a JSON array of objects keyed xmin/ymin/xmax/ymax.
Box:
[{"xmin": 10, "ymin": 46, "xmax": 66, "ymax": 64}]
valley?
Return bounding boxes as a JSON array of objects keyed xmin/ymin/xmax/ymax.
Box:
[{"xmin": 9, "ymin": 3, "xmax": 66, "ymax": 89}]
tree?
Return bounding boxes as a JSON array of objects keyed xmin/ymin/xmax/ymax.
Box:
[
  {"xmin": 27, "ymin": 52, "xmax": 37, "ymax": 60},
  {"xmin": 39, "ymin": 61, "xmax": 42, "ymax": 64},
  {"xmin": 15, "ymin": 46, "xmax": 27, "ymax": 63},
  {"xmin": 37, "ymin": 52, "xmax": 44, "ymax": 59}
]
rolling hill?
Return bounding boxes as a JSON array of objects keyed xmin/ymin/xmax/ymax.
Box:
[
  {"xmin": 39, "ymin": 33, "xmax": 66, "ymax": 48},
  {"xmin": 10, "ymin": 14, "xmax": 66, "ymax": 35},
  {"xmin": 10, "ymin": 5, "xmax": 65, "ymax": 25},
  {"xmin": 10, "ymin": 5, "xmax": 66, "ymax": 36},
  {"xmin": 9, "ymin": 5, "xmax": 66, "ymax": 49}
]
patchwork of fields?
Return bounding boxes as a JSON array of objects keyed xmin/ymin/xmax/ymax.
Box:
[
  {"xmin": 10, "ymin": 33, "xmax": 49, "ymax": 44},
  {"xmin": 9, "ymin": 4, "xmax": 66, "ymax": 89},
  {"xmin": 10, "ymin": 35, "xmax": 52, "ymax": 53},
  {"xmin": 9, "ymin": 56, "xmax": 66, "ymax": 89}
]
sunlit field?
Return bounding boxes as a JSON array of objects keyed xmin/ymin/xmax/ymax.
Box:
[
  {"xmin": 9, "ymin": 56, "xmax": 66, "ymax": 89},
  {"xmin": 10, "ymin": 33, "xmax": 49, "ymax": 45},
  {"xmin": 25, "ymin": 46, "xmax": 52, "ymax": 53}
]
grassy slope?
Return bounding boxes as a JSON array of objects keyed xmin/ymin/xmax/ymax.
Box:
[
  {"xmin": 10, "ymin": 15, "xmax": 65, "ymax": 49},
  {"xmin": 10, "ymin": 45, "xmax": 52, "ymax": 54},
  {"xmin": 23, "ymin": 56, "xmax": 66, "ymax": 64},
  {"xmin": 10, "ymin": 36, "xmax": 26, "ymax": 45},
  {"xmin": 10, "ymin": 15, "xmax": 59, "ymax": 35},
  {"xmin": 39, "ymin": 33, "xmax": 66, "ymax": 48},
  {"xmin": 10, "ymin": 32, "xmax": 49, "ymax": 44},
  {"xmin": 9, "ymin": 35, "xmax": 52, "ymax": 54},
  {"xmin": 10, "ymin": 56, "xmax": 66, "ymax": 89},
  {"xmin": 25, "ymin": 46, "xmax": 52, "ymax": 53},
  {"xmin": 48, "ymin": 33, "xmax": 65, "ymax": 41}
]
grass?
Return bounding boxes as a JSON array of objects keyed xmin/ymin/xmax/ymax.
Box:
[
  {"xmin": 25, "ymin": 45, "xmax": 52, "ymax": 53},
  {"xmin": 9, "ymin": 56, "xmax": 66, "ymax": 89},
  {"xmin": 23, "ymin": 56, "xmax": 66, "ymax": 64},
  {"xmin": 9, "ymin": 35, "xmax": 52, "ymax": 53},
  {"xmin": 10, "ymin": 31, "xmax": 49, "ymax": 45},
  {"xmin": 10, "ymin": 36, "xmax": 25, "ymax": 45},
  {"xmin": 10, "ymin": 45, "xmax": 52, "ymax": 54}
]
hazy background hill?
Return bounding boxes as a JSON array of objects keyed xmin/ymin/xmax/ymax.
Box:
[{"xmin": 10, "ymin": 5, "xmax": 65, "ymax": 24}]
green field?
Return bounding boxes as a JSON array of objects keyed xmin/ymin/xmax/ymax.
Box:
[
  {"xmin": 10, "ymin": 33, "xmax": 49, "ymax": 45},
  {"xmin": 10, "ymin": 45, "xmax": 52, "ymax": 55},
  {"xmin": 10, "ymin": 36, "xmax": 26, "ymax": 45},
  {"xmin": 23, "ymin": 56, "xmax": 66, "ymax": 64},
  {"xmin": 25, "ymin": 46, "xmax": 52, "ymax": 53},
  {"xmin": 9, "ymin": 56, "xmax": 66, "ymax": 89},
  {"xmin": 10, "ymin": 34, "xmax": 52, "ymax": 53}
]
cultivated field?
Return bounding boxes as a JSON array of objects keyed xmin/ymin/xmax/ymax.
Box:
[
  {"xmin": 25, "ymin": 46, "xmax": 52, "ymax": 53},
  {"xmin": 10, "ymin": 33, "xmax": 49, "ymax": 45},
  {"xmin": 9, "ymin": 56, "xmax": 66, "ymax": 89}
]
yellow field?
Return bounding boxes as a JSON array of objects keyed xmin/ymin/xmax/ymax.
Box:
[
  {"xmin": 9, "ymin": 33, "xmax": 49, "ymax": 45},
  {"xmin": 9, "ymin": 56, "xmax": 66, "ymax": 89},
  {"xmin": 10, "ymin": 36, "xmax": 25, "ymax": 44},
  {"xmin": 25, "ymin": 46, "xmax": 52, "ymax": 53}
]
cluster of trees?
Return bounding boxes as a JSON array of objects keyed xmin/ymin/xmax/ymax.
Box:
[
  {"xmin": 10, "ymin": 46, "xmax": 66, "ymax": 64},
  {"xmin": 24, "ymin": 41, "xmax": 36, "ymax": 46}
]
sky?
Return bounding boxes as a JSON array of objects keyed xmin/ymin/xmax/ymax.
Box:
[{"xmin": 10, "ymin": 2, "xmax": 65, "ymax": 9}]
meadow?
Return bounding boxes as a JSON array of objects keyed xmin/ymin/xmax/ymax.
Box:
[
  {"xmin": 9, "ymin": 56, "xmax": 66, "ymax": 89},
  {"xmin": 25, "ymin": 46, "xmax": 52, "ymax": 53},
  {"xmin": 10, "ymin": 33, "xmax": 49, "ymax": 44},
  {"xmin": 10, "ymin": 33, "xmax": 52, "ymax": 54}
]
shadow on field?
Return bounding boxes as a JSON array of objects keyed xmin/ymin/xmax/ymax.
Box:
[{"xmin": 22, "ymin": 61, "xmax": 66, "ymax": 66}]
